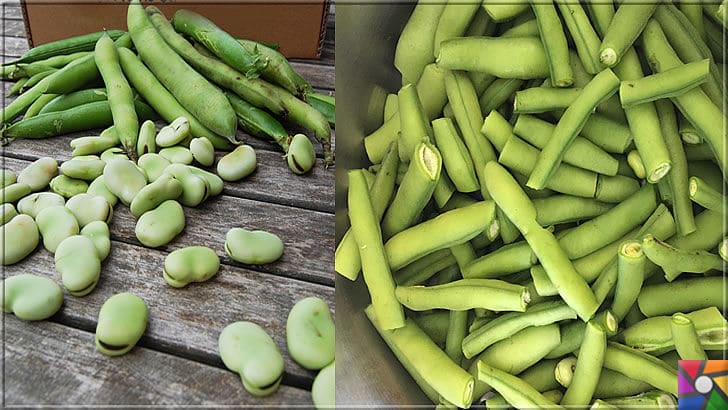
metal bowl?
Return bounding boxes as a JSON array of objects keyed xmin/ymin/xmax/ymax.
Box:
[{"xmin": 335, "ymin": 2, "xmax": 432, "ymax": 406}]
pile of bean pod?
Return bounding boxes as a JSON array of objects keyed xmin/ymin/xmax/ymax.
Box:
[
  {"xmin": 1, "ymin": 0, "xmax": 334, "ymax": 172},
  {"xmin": 1, "ymin": 0, "xmax": 334, "ymax": 406},
  {"xmin": 337, "ymin": 1, "xmax": 726, "ymax": 409}
]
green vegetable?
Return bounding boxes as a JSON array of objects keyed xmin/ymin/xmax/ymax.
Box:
[
  {"xmin": 2, "ymin": 274, "xmax": 63, "ymax": 321},
  {"xmin": 95, "ymin": 292, "xmax": 148, "ymax": 356}
]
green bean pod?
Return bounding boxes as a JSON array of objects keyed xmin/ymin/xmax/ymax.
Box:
[
  {"xmin": 394, "ymin": 2, "xmax": 446, "ymax": 85},
  {"xmin": 348, "ymin": 170, "xmax": 404, "ymax": 330},
  {"xmin": 637, "ymin": 277, "xmax": 726, "ymax": 319},
  {"xmin": 384, "ymin": 200, "xmax": 496, "ymax": 271},
  {"xmin": 599, "ymin": 4, "xmax": 657, "ymax": 67},
  {"xmin": 2, "ymin": 100, "xmax": 156, "ymax": 140},
  {"xmin": 336, "ymin": 144, "xmax": 398, "ymax": 281},
  {"xmin": 656, "ymin": 99, "xmax": 696, "ymax": 236},
  {"xmin": 237, "ymin": 38, "xmax": 312, "ymax": 97},
  {"xmin": 478, "ymin": 78, "xmax": 524, "ymax": 116},
  {"xmin": 432, "ymin": 118, "xmax": 478, "ymax": 193},
  {"xmin": 395, "ymin": 249, "xmax": 456, "ymax": 287},
  {"xmin": 602, "ymin": 342, "xmax": 677, "ymax": 395},
  {"xmin": 23, "ymin": 93, "xmax": 58, "ymax": 119},
  {"xmin": 397, "ymin": 83, "xmax": 432, "ymax": 163},
  {"xmin": 171, "ymin": 9, "xmax": 266, "ymax": 79},
  {"xmin": 671, "ymin": 313, "xmax": 707, "ymax": 360},
  {"xmin": 39, "ymin": 88, "xmax": 109, "ymax": 115},
  {"xmin": 8, "ymin": 30, "xmax": 126, "ymax": 65},
  {"xmin": 396, "ymin": 279, "xmax": 529, "ymax": 312},
  {"xmin": 578, "ymin": 113, "xmax": 633, "ymax": 154},
  {"xmin": 127, "ymin": 1, "xmax": 235, "ymax": 139},
  {"xmin": 381, "ymin": 142, "xmax": 441, "ymax": 238},
  {"xmin": 510, "ymin": 114, "xmax": 619, "ymax": 176},
  {"xmin": 642, "ymin": 234, "xmax": 723, "ymax": 282},
  {"xmin": 463, "ymin": 241, "xmax": 533, "ymax": 279},
  {"xmin": 513, "ymin": 86, "xmax": 581, "ymax": 113},
  {"xmin": 528, "ymin": 68, "xmax": 620, "ymax": 189},
  {"xmin": 560, "ymin": 321, "xmax": 605, "ymax": 406},
  {"xmin": 438, "ymin": 37, "xmax": 549, "ymax": 79},
  {"xmin": 689, "ymin": 176, "xmax": 725, "ymax": 211},
  {"xmin": 477, "ymin": 361, "xmax": 563, "ymax": 409},
  {"xmin": 610, "ymin": 241, "xmax": 646, "ymax": 322},
  {"xmin": 531, "ymin": 0, "xmax": 573, "ymax": 87},
  {"xmin": 433, "ymin": 2, "xmax": 480, "ymax": 57},
  {"xmin": 556, "ymin": 1, "xmax": 602, "ymax": 74},
  {"xmin": 19, "ymin": 69, "xmax": 57, "ymax": 93},
  {"xmin": 621, "ymin": 306, "xmax": 727, "ymax": 355},
  {"xmin": 365, "ymin": 306, "xmax": 474, "ymax": 409},
  {"xmin": 620, "ymin": 59, "xmax": 711, "ymax": 108}
]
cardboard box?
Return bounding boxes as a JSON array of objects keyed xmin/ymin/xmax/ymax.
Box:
[{"xmin": 21, "ymin": 0, "xmax": 329, "ymax": 59}]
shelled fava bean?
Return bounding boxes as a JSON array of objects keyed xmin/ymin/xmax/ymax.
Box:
[{"xmin": 338, "ymin": 1, "xmax": 726, "ymax": 408}]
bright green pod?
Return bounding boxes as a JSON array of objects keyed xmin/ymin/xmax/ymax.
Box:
[
  {"xmin": 1, "ymin": 169, "xmax": 17, "ymax": 188},
  {"xmin": 81, "ymin": 221, "xmax": 111, "ymax": 261},
  {"xmin": 159, "ymin": 146, "xmax": 193, "ymax": 165},
  {"xmin": 189, "ymin": 137, "xmax": 215, "ymax": 167},
  {"xmin": 286, "ymin": 134, "xmax": 316, "ymax": 175},
  {"xmin": 671, "ymin": 313, "xmax": 707, "ymax": 360},
  {"xmin": 1, "ymin": 203, "xmax": 18, "ymax": 225},
  {"xmin": 642, "ymin": 234, "xmax": 723, "ymax": 281},
  {"xmin": 437, "ymin": 37, "xmax": 550, "ymax": 79},
  {"xmin": 219, "ymin": 321, "xmax": 285, "ymax": 396},
  {"xmin": 86, "ymin": 176, "xmax": 118, "ymax": 207},
  {"xmin": 397, "ymin": 83, "xmax": 432, "ymax": 163},
  {"xmin": 65, "ymin": 193, "xmax": 113, "ymax": 227},
  {"xmin": 312, "ymin": 361, "xmax": 335, "ymax": 409},
  {"xmin": 136, "ymin": 120, "xmax": 157, "ymax": 157},
  {"xmin": 217, "ymin": 145, "xmax": 257, "ymax": 182},
  {"xmin": 188, "ymin": 166, "xmax": 223, "ymax": 197},
  {"xmin": 286, "ymin": 297, "xmax": 335, "ymax": 370},
  {"xmin": 16, "ymin": 192, "xmax": 65, "ymax": 218},
  {"xmin": 396, "ymin": 279, "xmax": 530, "ymax": 312},
  {"xmin": 432, "ymin": 117, "xmax": 478, "ymax": 193},
  {"xmin": 224, "ymin": 228, "xmax": 284, "ymax": 265},
  {"xmin": 134, "ymin": 200, "xmax": 185, "ymax": 248},
  {"xmin": 130, "ymin": 173, "xmax": 183, "ymax": 218},
  {"xmin": 70, "ymin": 130, "xmax": 119, "ymax": 157},
  {"xmin": 35, "ymin": 205, "xmax": 80, "ymax": 253},
  {"xmin": 163, "ymin": 164, "xmax": 209, "ymax": 207},
  {"xmin": 49, "ymin": 175, "xmax": 88, "ymax": 198},
  {"xmin": 162, "ymin": 246, "xmax": 219, "ymax": 288},
  {"xmin": 100, "ymin": 147, "xmax": 127, "ymax": 162},
  {"xmin": 1, "ymin": 183, "xmax": 32, "ymax": 204},
  {"xmin": 137, "ymin": 153, "xmax": 171, "ymax": 183},
  {"xmin": 95, "ymin": 292, "xmax": 148, "ymax": 356},
  {"xmin": 156, "ymin": 117, "xmax": 190, "ymax": 147},
  {"xmin": 60, "ymin": 155, "xmax": 106, "ymax": 181},
  {"xmin": 1, "ymin": 274, "xmax": 63, "ymax": 321},
  {"xmin": 1, "ymin": 214, "xmax": 39, "ymax": 265},
  {"xmin": 17, "ymin": 157, "xmax": 58, "ymax": 191},
  {"xmin": 102, "ymin": 158, "xmax": 147, "ymax": 205},
  {"xmin": 54, "ymin": 235, "xmax": 100, "ymax": 296}
]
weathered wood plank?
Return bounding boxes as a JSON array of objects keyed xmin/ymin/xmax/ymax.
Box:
[
  {"xmin": 2, "ymin": 317, "xmax": 314, "ymax": 405},
  {"xmin": 3, "ymin": 18, "xmax": 24, "ymax": 38},
  {"xmin": 1, "ymin": 134, "xmax": 335, "ymax": 213},
  {"xmin": 2, "ymin": 154, "xmax": 334, "ymax": 285},
  {"xmin": 4, "ymin": 239, "xmax": 334, "ymax": 384}
]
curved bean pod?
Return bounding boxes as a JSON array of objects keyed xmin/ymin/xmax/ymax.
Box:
[
  {"xmin": 397, "ymin": 83, "xmax": 432, "ymax": 163},
  {"xmin": 599, "ymin": 4, "xmax": 657, "ymax": 67},
  {"xmin": 620, "ymin": 59, "xmax": 711, "ymax": 108},
  {"xmin": 671, "ymin": 313, "xmax": 707, "ymax": 360},
  {"xmin": 432, "ymin": 118, "xmax": 478, "ymax": 193},
  {"xmin": 477, "ymin": 361, "xmax": 563, "ymax": 409},
  {"xmin": 393, "ymin": 2, "xmax": 446, "ymax": 85},
  {"xmin": 602, "ymin": 342, "xmax": 677, "ymax": 395},
  {"xmin": 642, "ymin": 234, "xmax": 723, "ymax": 281},
  {"xmin": 395, "ymin": 279, "xmax": 529, "ymax": 312},
  {"xmin": 531, "ymin": 0, "xmax": 573, "ymax": 87},
  {"xmin": 556, "ymin": 1, "xmax": 602, "ymax": 74},
  {"xmin": 437, "ymin": 37, "xmax": 549, "ymax": 79}
]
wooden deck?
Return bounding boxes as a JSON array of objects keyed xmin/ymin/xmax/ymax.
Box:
[{"xmin": 1, "ymin": 2, "xmax": 334, "ymax": 406}]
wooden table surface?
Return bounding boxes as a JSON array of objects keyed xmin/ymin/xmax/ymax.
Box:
[{"xmin": 1, "ymin": 2, "xmax": 335, "ymax": 406}]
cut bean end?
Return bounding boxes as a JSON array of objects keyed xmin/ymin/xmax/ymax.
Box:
[
  {"xmin": 648, "ymin": 163, "xmax": 671, "ymax": 184},
  {"xmin": 600, "ymin": 48, "xmax": 617, "ymax": 67}
]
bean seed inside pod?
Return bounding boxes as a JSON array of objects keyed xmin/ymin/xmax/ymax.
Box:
[
  {"xmin": 163, "ymin": 246, "xmax": 220, "ymax": 287},
  {"xmin": 134, "ymin": 200, "xmax": 185, "ymax": 248},
  {"xmin": 17, "ymin": 192, "xmax": 65, "ymax": 218},
  {"xmin": 312, "ymin": 361, "xmax": 335, "ymax": 409},
  {"xmin": 217, "ymin": 145, "xmax": 257, "ymax": 182},
  {"xmin": 95, "ymin": 292, "xmax": 148, "ymax": 356},
  {"xmin": 224, "ymin": 228, "xmax": 284, "ymax": 265},
  {"xmin": 1, "ymin": 214, "xmax": 39, "ymax": 265},
  {"xmin": 17, "ymin": 157, "xmax": 58, "ymax": 191},
  {"xmin": 54, "ymin": 235, "xmax": 101, "ymax": 296},
  {"xmin": 1, "ymin": 274, "xmax": 63, "ymax": 321},
  {"xmin": 218, "ymin": 321, "xmax": 285, "ymax": 396},
  {"xmin": 103, "ymin": 158, "xmax": 147, "ymax": 205},
  {"xmin": 35, "ymin": 205, "xmax": 80, "ymax": 253},
  {"xmin": 286, "ymin": 297, "xmax": 335, "ymax": 370},
  {"xmin": 65, "ymin": 193, "xmax": 113, "ymax": 227}
]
